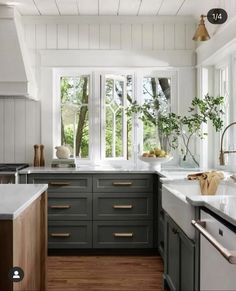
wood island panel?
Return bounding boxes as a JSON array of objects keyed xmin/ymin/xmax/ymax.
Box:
[{"xmin": 0, "ymin": 191, "xmax": 47, "ymax": 291}]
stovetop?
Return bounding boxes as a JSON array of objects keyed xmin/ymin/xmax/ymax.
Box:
[{"xmin": 0, "ymin": 163, "xmax": 29, "ymax": 172}]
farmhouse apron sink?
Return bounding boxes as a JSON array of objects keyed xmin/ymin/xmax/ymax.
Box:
[{"xmin": 162, "ymin": 180, "xmax": 236, "ymax": 239}]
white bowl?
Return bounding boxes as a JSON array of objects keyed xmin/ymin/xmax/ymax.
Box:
[{"xmin": 139, "ymin": 155, "xmax": 173, "ymax": 165}]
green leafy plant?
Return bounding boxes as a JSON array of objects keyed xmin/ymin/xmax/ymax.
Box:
[{"xmin": 126, "ymin": 94, "xmax": 224, "ymax": 166}]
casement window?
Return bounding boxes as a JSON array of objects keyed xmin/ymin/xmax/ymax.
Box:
[
  {"xmin": 142, "ymin": 76, "xmax": 171, "ymax": 152},
  {"xmin": 219, "ymin": 66, "xmax": 230, "ymax": 127},
  {"xmin": 101, "ymin": 73, "xmax": 133, "ymax": 160},
  {"xmin": 60, "ymin": 75, "xmax": 90, "ymax": 158},
  {"xmin": 56, "ymin": 70, "xmax": 176, "ymax": 163}
]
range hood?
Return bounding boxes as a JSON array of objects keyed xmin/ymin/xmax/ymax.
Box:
[{"xmin": 0, "ymin": 5, "xmax": 37, "ymax": 99}]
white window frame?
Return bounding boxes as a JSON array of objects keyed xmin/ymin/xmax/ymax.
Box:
[
  {"xmin": 213, "ymin": 59, "xmax": 231, "ymax": 168},
  {"xmin": 135, "ymin": 69, "xmax": 178, "ymax": 157},
  {"xmin": 100, "ymin": 71, "xmax": 135, "ymax": 161},
  {"xmin": 53, "ymin": 68, "xmax": 94, "ymax": 162},
  {"xmin": 54, "ymin": 68, "xmax": 177, "ymax": 166}
]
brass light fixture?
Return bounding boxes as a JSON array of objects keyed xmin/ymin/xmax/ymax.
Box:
[{"xmin": 192, "ymin": 15, "xmax": 210, "ymax": 41}]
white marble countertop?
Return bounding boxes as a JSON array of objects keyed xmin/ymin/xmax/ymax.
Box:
[
  {"xmin": 19, "ymin": 165, "xmax": 199, "ymax": 179},
  {"xmin": 162, "ymin": 176, "xmax": 236, "ymax": 227},
  {"xmin": 19, "ymin": 166, "xmax": 155, "ymax": 174},
  {"xmin": 0, "ymin": 184, "xmax": 48, "ymax": 220},
  {"xmin": 202, "ymin": 196, "xmax": 236, "ymax": 226},
  {"xmin": 186, "ymin": 190, "xmax": 236, "ymax": 227}
]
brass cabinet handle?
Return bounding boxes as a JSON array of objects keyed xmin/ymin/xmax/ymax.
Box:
[
  {"xmin": 192, "ymin": 220, "xmax": 236, "ymax": 264},
  {"xmin": 113, "ymin": 232, "xmax": 134, "ymax": 238},
  {"xmin": 49, "ymin": 205, "xmax": 71, "ymax": 209},
  {"xmin": 112, "ymin": 181, "xmax": 133, "ymax": 186},
  {"xmin": 50, "ymin": 233, "xmax": 71, "ymax": 237},
  {"xmin": 49, "ymin": 181, "xmax": 70, "ymax": 186},
  {"xmin": 112, "ymin": 205, "xmax": 133, "ymax": 209}
]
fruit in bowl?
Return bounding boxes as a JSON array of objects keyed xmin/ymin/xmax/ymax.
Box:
[
  {"xmin": 139, "ymin": 147, "xmax": 173, "ymax": 165},
  {"xmin": 142, "ymin": 147, "xmax": 169, "ymax": 158}
]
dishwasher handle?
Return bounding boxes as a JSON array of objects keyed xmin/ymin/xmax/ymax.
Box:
[{"xmin": 191, "ymin": 219, "xmax": 236, "ymax": 264}]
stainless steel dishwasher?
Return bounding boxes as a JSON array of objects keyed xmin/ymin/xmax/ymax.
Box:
[{"xmin": 192, "ymin": 209, "xmax": 236, "ymax": 291}]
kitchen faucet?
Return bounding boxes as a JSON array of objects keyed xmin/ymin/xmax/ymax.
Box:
[{"xmin": 219, "ymin": 122, "xmax": 236, "ymax": 165}]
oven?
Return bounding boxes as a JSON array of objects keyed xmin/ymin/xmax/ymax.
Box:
[{"xmin": 0, "ymin": 164, "xmax": 29, "ymax": 184}]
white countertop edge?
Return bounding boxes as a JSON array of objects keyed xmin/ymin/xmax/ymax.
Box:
[
  {"xmin": 203, "ymin": 202, "xmax": 236, "ymax": 226},
  {"xmin": 19, "ymin": 167, "xmax": 157, "ymax": 174},
  {"xmin": 187, "ymin": 197, "xmax": 236, "ymax": 227},
  {"xmin": 0, "ymin": 184, "xmax": 48, "ymax": 220}
]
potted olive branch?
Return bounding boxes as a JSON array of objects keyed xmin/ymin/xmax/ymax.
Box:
[{"xmin": 126, "ymin": 94, "xmax": 224, "ymax": 167}]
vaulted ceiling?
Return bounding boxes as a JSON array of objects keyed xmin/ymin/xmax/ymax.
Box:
[{"xmin": 0, "ymin": 0, "xmax": 235, "ymax": 19}]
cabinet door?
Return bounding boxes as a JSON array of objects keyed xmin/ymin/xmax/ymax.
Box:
[
  {"xmin": 48, "ymin": 221, "xmax": 92, "ymax": 249},
  {"xmin": 165, "ymin": 215, "xmax": 180, "ymax": 291},
  {"xmin": 28, "ymin": 174, "xmax": 92, "ymax": 192},
  {"xmin": 158, "ymin": 215, "xmax": 164, "ymax": 257},
  {"xmin": 93, "ymin": 192, "xmax": 153, "ymax": 220},
  {"xmin": 179, "ymin": 231, "xmax": 195, "ymax": 291},
  {"xmin": 157, "ymin": 181, "xmax": 165, "ymax": 258},
  {"xmin": 93, "ymin": 221, "xmax": 153, "ymax": 249},
  {"xmin": 48, "ymin": 193, "xmax": 92, "ymax": 220},
  {"xmin": 93, "ymin": 174, "xmax": 153, "ymax": 192}
]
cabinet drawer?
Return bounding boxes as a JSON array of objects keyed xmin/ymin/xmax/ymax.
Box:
[
  {"xmin": 48, "ymin": 221, "xmax": 92, "ymax": 249},
  {"xmin": 48, "ymin": 194, "xmax": 92, "ymax": 220},
  {"xmin": 28, "ymin": 174, "xmax": 92, "ymax": 193},
  {"xmin": 93, "ymin": 221, "xmax": 153, "ymax": 248},
  {"xmin": 93, "ymin": 193, "xmax": 153, "ymax": 220},
  {"xmin": 93, "ymin": 174, "xmax": 153, "ymax": 193}
]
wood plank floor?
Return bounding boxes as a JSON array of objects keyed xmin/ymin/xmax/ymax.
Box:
[{"xmin": 48, "ymin": 255, "xmax": 164, "ymax": 291}]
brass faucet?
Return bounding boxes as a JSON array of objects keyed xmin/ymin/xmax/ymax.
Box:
[{"xmin": 219, "ymin": 122, "xmax": 236, "ymax": 165}]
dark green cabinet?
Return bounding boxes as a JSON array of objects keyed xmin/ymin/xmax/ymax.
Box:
[
  {"xmin": 48, "ymin": 194, "xmax": 92, "ymax": 220},
  {"xmin": 157, "ymin": 179, "xmax": 165, "ymax": 259},
  {"xmin": 93, "ymin": 221, "xmax": 153, "ymax": 249},
  {"xmin": 26, "ymin": 173, "xmax": 93, "ymax": 249},
  {"xmin": 179, "ymin": 231, "xmax": 195, "ymax": 291},
  {"xmin": 48, "ymin": 221, "xmax": 92, "ymax": 249},
  {"xmin": 164, "ymin": 213, "xmax": 195, "ymax": 291},
  {"xmin": 93, "ymin": 174, "xmax": 154, "ymax": 249},
  {"xmin": 22, "ymin": 172, "xmax": 155, "ymax": 250},
  {"xmin": 93, "ymin": 192, "xmax": 153, "ymax": 220},
  {"xmin": 93, "ymin": 174, "xmax": 153, "ymax": 193}
]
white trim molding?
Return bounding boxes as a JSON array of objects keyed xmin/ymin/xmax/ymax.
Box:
[{"xmin": 39, "ymin": 50, "xmax": 196, "ymax": 68}]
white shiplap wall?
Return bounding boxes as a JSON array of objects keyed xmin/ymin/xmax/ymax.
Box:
[
  {"xmin": 0, "ymin": 98, "xmax": 40, "ymax": 163},
  {"xmin": 23, "ymin": 17, "xmax": 196, "ymax": 50},
  {"xmin": 0, "ymin": 16, "xmax": 196, "ymax": 164},
  {"xmin": 23, "ymin": 17, "xmax": 196, "ymax": 80}
]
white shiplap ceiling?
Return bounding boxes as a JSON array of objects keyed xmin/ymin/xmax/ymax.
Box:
[{"xmin": 0, "ymin": 0, "xmax": 235, "ymax": 18}]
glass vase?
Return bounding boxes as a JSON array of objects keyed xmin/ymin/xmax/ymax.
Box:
[{"xmin": 179, "ymin": 153, "xmax": 200, "ymax": 168}]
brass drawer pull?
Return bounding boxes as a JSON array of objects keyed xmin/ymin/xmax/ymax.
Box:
[
  {"xmin": 113, "ymin": 232, "xmax": 134, "ymax": 238},
  {"xmin": 112, "ymin": 205, "xmax": 133, "ymax": 209},
  {"xmin": 50, "ymin": 233, "xmax": 71, "ymax": 238},
  {"xmin": 50, "ymin": 205, "xmax": 71, "ymax": 209},
  {"xmin": 112, "ymin": 181, "xmax": 133, "ymax": 186},
  {"xmin": 49, "ymin": 181, "xmax": 71, "ymax": 186}
]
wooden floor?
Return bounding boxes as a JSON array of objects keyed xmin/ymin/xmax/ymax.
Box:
[{"xmin": 48, "ymin": 255, "xmax": 164, "ymax": 291}]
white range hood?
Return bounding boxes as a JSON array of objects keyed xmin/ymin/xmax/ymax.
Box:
[{"xmin": 0, "ymin": 5, "xmax": 37, "ymax": 99}]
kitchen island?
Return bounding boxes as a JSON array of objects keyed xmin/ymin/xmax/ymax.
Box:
[{"xmin": 0, "ymin": 184, "xmax": 48, "ymax": 291}]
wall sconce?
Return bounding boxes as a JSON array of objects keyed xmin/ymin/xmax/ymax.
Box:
[{"xmin": 192, "ymin": 15, "xmax": 210, "ymax": 41}]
